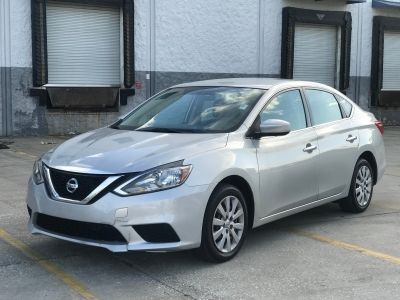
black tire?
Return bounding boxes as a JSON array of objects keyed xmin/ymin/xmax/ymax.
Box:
[
  {"xmin": 339, "ymin": 159, "xmax": 374, "ymax": 213},
  {"xmin": 197, "ymin": 184, "xmax": 248, "ymax": 263}
]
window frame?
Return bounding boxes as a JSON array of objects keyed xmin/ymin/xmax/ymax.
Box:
[
  {"xmin": 30, "ymin": 0, "xmax": 135, "ymax": 109},
  {"xmin": 302, "ymin": 88, "xmax": 345, "ymax": 127},
  {"xmin": 281, "ymin": 7, "xmax": 352, "ymax": 92},
  {"xmin": 371, "ymin": 16, "xmax": 400, "ymax": 107},
  {"xmin": 334, "ymin": 94, "xmax": 353, "ymax": 118},
  {"xmin": 255, "ymin": 88, "xmax": 311, "ymax": 134}
]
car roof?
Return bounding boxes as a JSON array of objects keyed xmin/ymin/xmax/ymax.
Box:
[{"xmin": 172, "ymin": 77, "xmax": 335, "ymax": 91}]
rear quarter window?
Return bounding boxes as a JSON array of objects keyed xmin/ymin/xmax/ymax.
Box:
[{"xmin": 336, "ymin": 95, "xmax": 353, "ymax": 118}]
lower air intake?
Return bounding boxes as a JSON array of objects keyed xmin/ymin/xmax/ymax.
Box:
[
  {"xmin": 133, "ymin": 223, "xmax": 180, "ymax": 243},
  {"xmin": 36, "ymin": 213, "xmax": 126, "ymax": 243}
]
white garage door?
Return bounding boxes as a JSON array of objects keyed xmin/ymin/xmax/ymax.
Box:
[
  {"xmin": 46, "ymin": 1, "xmax": 121, "ymax": 86},
  {"xmin": 293, "ymin": 24, "xmax": 338, "ymax": 87},
  {"xmin": 383, "ymin": 31, "xmax": 400, "ymax": 91}
]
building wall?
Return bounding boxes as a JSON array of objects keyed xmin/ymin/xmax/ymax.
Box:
[
  {"xmin": 1, "ymin": 0, "xmax": 400, "ymax": 136},
  {"xmin": 0, "ymin": 0, "xmax": 12, "ymax": 136},
  {"xmin": 1, "ymin": 0, "xmax": 46, "ymax": 136},
  {"xmin": 350, "ymin": 2, "xmax": 400, "ymax": 124}
]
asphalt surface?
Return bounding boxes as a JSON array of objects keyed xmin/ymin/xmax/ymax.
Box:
[{"xmin": 0, "ymin": 129, "xmax": 399, "ymax": 300}]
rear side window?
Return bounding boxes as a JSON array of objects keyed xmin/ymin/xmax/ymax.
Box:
[
  {"xmin": 336, "ymin": 95, "xmax": 353, "ymax": 118},
  {"xmin": 305, "ymin": 89, "xmax": 343, "ymax": 126}
]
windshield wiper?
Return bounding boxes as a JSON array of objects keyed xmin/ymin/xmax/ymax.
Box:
[{"xmin": 136, "ymin": 127, "xmax": 184, "ymax": 133}]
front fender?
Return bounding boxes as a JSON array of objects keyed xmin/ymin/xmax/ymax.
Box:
[{"xmin": 184, "ymin": 143, "xmax": 260, "ymax": 223}]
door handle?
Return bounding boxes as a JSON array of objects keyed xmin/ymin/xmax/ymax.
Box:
[
  {"xmin": 303, "ymin": 143, "xmax": 317, "ymax": 153},
  {"xmin": 346, "ymin": 135, "xmax": 357, "ymax": 143}
]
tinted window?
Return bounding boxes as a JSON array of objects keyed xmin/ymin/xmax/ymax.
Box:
[
  {"xmin": 260, "ymin": 90, "xmax": 307, "ymax": 131},
  {"xmin": 337, "ymin": 95, "xmax": 353, "ymax": 117},
  {"xmin": 117, "ymin": 87, "xmax": 265, "ymax": 133},
  {"xmin": 305, "ymin": 90, "xmax": 343, "ymax": 126}
]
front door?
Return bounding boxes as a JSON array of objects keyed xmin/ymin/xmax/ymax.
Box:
[{"xmin": 254, "ymin": 89, "xmax": 319, "ymax": 218}]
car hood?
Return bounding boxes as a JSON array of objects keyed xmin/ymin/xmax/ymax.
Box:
[{"xmin": 43, "ymin": 127, "xmax": 228, "ymax": 174}]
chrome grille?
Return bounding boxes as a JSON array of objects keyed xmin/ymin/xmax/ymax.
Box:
[{"xmin": 43, "ymin": 165, "xmax": 121, "ymax": 204}]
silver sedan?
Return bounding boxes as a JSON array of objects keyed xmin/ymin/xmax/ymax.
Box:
[{"xmin": 27, "ymin": 78, "xmax": 386, "ymax": 262}]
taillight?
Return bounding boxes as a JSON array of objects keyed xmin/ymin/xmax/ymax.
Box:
[{"xmin": 375, "ymin": 121, "xmax": 384, "ymax": 135}]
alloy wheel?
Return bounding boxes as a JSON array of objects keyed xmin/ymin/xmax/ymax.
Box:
[
  {"xmin": 355, "ymin": 165, "xmax": 373, "ymax": 207},
  {"xmin": 212, "ymin": 195, "xmax": 245, "ymax": 253}
]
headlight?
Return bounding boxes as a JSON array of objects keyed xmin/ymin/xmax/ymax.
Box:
[
  {"xmin": 114, "ymin": 163, "xmax": 192, "ymax": 196},
  {"xmin": 32, "ymin": 159, "xmax": 44, "ymax": 184}
]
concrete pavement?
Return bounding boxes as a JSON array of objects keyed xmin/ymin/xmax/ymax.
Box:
[{"xmin": 0, "ymin": 128, "xmax": 399, "ymax": 300}]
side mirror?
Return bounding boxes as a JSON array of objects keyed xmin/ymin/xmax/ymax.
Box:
[{"xmin": 249, "ymin": 119, "xmax": 291, "ymax": 138}]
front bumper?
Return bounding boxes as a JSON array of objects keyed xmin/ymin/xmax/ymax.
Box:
[{"xmin": 26, "ymin": 177, "xmax": 210, "ymax": 252}]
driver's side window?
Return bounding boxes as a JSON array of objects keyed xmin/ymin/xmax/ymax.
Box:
[{"xmin": 260, "ymin": 89, "xmax": 307, "ymax": 131}]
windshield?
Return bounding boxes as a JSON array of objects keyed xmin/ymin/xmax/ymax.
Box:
[{"xmin": 116, "ymin": 86, "xmax": 265, "ymax": 133}]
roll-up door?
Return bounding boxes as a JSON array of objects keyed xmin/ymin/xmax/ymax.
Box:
[
  {"xmin": 293, "ymin": 24, "xmax": 338, "ymax": 87},
  {"xmin": 382, "ymin": 31, "xmax": 400, "ymax": 91},
  {"xmin": 46, "ymin": 1, "xmax": 121, "ymax": 86}
]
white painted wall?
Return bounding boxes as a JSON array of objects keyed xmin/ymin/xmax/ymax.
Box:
[
  {"xmin": 5, "ymin": 0, "xmax": 400, "ymax": 78},
  {"xmin": 1, "ymin": 0, "xmax": 31, "ymax": 68},
  {"xmin": 10, "ymin": 0, "xmax": 32, "ymax": 67},
  {"xmin": 153, "ymin": 0, "xmax": 260, "ymax": 73},
  {"xmin": 0, "ymin": 0, "xmax": 12, "ymax": 68},
  {"xmin": 134, "ymin": 0, "xmax": 151, "ymax": 72},
  {"xmin": 135, "ymin": 0, "xmax": 392, "ymax": 78}
]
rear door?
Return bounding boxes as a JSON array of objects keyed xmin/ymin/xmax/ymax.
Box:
[
  {"xmin": 255, "ymin": 89, "xmax": 319, "ymax": 217},
  {"xmin": 303, "ymin": 89, "xmax": 359, "ymax": 199}
]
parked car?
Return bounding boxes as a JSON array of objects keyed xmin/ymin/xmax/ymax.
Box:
[{"xmin": 27, "ymin": 78, "xmax": 386, "ymax": 262}]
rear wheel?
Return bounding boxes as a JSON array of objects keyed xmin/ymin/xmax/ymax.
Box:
[
  {"xmin": 198, "ymin": 184, "xmax": 248, "ymax": 262},
  {"xmin": 340, "ymin": 159, "xmax": 374, "ymax": 213}
]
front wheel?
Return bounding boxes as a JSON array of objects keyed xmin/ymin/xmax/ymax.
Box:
[
  {"xmin": 340, "ymin": 159, "xmax": 374, "ymax": 213},
  {"xmin": 198, "ymin": 184, "xmax": 248, "ymax": 262}
]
